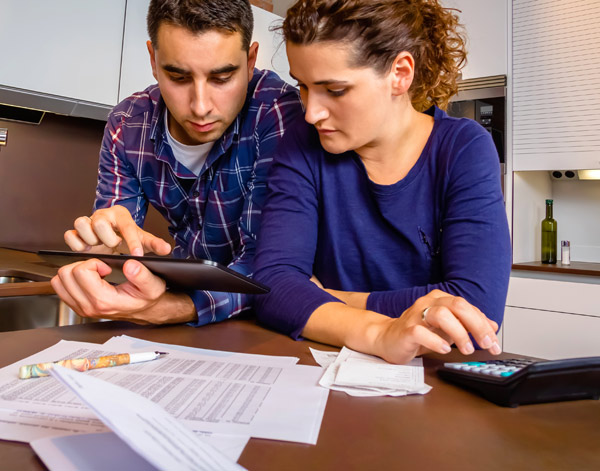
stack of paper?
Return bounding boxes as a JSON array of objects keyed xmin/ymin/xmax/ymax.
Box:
[
  {"xmin": 0, "ymin": 336, "xmax": 331, "ymax": 470},
  {"xmin": 311, "ymin": 347, "xmax": 432, "ymax": 397}
]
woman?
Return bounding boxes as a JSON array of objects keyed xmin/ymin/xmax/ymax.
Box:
[{"xmin": 253, "ymin": 0, "xmax": 511, "ymax": 364}]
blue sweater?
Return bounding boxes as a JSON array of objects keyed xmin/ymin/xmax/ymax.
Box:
[{"xmin": 254, "ymin": 107, "xmax": 511, "ymax": 340}]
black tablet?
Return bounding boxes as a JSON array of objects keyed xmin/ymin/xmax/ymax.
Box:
[{"xmin": 38, "ymin": 250, "xmax": 269, "ymax": 294}]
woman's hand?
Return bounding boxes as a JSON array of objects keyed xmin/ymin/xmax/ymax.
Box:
[{"xmin": 374, "ymin": 290, "xmax": 500, "ymax": 364}]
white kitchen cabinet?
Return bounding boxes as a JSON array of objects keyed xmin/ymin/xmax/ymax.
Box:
[
  {"xmin": 0, "ymin": 1, "xmax": 125, "ymax": 106},
  {"xmin": 119, "ymin": 3, "xmax": 291, "ymax": 102},
  {"xmin": 512, "ymin": 0, "xmax": 600, "ymax": 171},
  {"xmin": 442, "ymin": 0, "xmax": 508, "ymax": 79},
  {"xmin": 503, "ymin": 276, "xmax": 600, "ymax": 359},
  {"xmin": 504, "ymin": 307, "xmax": 600, "ymax": 360}
]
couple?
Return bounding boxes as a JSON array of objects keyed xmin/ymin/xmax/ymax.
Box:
[{"xmin": 52, "ymin": 0, "xmax": 511, "ymax": 365}]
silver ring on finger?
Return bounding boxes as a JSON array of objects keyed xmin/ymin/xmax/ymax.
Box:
[{"xmin": 421, "ymin": 306, "xmax": 431, "ymax": 326}]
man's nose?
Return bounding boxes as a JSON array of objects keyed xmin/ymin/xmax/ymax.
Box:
[{"xmin": 190, "ymin": 81, "xmax": 213, "ymax": 117}]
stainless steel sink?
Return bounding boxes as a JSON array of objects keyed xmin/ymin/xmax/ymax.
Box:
[{"xmin": 0, "ymin": 270, "xmax": 95, "ymax": 332}]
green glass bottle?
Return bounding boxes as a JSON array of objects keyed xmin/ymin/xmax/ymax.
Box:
[{"xmin": 541, "ymin": 199, "xmax": 557, "ymax": 264}]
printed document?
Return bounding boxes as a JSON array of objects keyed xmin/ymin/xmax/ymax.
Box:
[
  {"xmin": 0, "ymin": 337, "xmax": 328, "ymax": 445},
  {"xmin": 31, "ymin": 432, "xmax": 249, "ymax": 471},
  {"xmin": 49, "ymin": 364, "xmax": 245, "ymax": 471}
]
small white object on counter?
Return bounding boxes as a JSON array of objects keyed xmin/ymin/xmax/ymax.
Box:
[
  {"xmin": 561, "ymin": 240, "xmax": 571, "ymax": 265},
  {"xmin": 310, "ymin": 347, "xmax": 432, "ymax": 397}
]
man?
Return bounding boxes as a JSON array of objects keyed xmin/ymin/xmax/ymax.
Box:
[{"xmin": 51, "ymin": 0, "xmax": 301, "ymax": 326}]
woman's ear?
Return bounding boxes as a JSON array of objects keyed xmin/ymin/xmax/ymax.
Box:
[{"xmin": 389, "ymin": 51, "xmax": 415, "ymax": 96}]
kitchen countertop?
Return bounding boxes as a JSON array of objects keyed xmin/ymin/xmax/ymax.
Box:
[{"xmin": 0, "ymin": 247, "xmax": 57, "ymax": 297}]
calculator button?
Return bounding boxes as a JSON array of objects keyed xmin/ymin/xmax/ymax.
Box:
[{"xmin": 500, "ymin": 371, "xmax": 515, "ymax": 377}]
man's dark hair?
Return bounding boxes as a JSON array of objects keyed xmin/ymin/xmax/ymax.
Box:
[{"xmin": 147, "ymin": 0, "xmax": 254, "ymax": 51}]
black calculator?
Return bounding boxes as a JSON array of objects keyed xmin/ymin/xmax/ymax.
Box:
[{"xmin": 437, "ymin": 357, "xmax": 600, "ymax": 407}]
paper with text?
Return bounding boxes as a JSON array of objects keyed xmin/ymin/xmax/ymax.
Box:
[
  {"xmin": 313, "ymin": 347, "xmax": 432, "ymax": 397},
  {"xmin": 0, "ymin": 338, "xmax": 328, "ymax": 445},
  {"xmin": 50, "ymin": 364, "xmax": 245, "ymax": 471}
]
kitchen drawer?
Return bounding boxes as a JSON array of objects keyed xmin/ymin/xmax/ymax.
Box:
[
  {"xmin": 503, "ymin": 306, "xmax": 600, "ymax": 360},
  {"xmin": 506, "ymin": 276, "xmax": 600, "ymax": 318}
]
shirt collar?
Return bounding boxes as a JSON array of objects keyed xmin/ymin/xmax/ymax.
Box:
[{"xmin": 149, "ymin": 89, "xmax": 243, "ymax": 173}]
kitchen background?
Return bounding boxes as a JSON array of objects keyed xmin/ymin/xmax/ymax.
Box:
[{"xmin": 1, "ymin": 0, "xmax": 599, "ymax": 358}]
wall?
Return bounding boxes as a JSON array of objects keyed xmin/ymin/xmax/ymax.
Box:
[
  {"xmin": 512, "ymin": 171, "xmax": 600, "ymax": 264},
  {"xmin": 0, "ymin": 115, "xmax": 171, "ymax": 251},
  {"xmin": 272, "ymin": 0, "xmax": 295, "ymax": 16},
  {"xmin": 251, "ymin": 0, "xmax": 273, "ymax": 12}
]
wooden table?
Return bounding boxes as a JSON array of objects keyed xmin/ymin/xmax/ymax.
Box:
[{"xmin": 0, "ymin": 318, "xmax": 598, "ymax": 470}]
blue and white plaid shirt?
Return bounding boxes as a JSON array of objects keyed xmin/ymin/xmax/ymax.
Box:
[{"xmin": 94, "ymin": 69, "xmax": 302, "ymax": 325}]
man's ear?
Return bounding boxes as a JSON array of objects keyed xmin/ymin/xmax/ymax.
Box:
[
  {"xmin": 389, "ymin": 51, "xmax": 415, "ymax": 96},
  {"xmin": 147, "ymin": 40, "xmax": 159, "ymax": 82},
  {"xmin": 247, "ymin": 41, "xmax": 259, "ymax": 81}
]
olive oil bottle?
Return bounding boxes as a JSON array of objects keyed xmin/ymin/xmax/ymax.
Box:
[{"xmin": 541, "ymin": 199, "xmax": 557, "ymax": 264}]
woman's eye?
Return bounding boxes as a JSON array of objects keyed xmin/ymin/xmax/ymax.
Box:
[{"xmin": 328, "ymin": 89, "xmax": 346, "ymax": 97}]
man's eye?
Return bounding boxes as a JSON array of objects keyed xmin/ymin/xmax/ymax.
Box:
[
  {"xmin": 212, "ymin": 75, "xmax": 233, "ymax": 84},
  {"xmin": 169, "ymin": 75, "xmax": 187, "ymax": 82}
]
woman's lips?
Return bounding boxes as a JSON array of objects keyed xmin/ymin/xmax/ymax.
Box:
[{"xmin": 316, "ymin": 127, "xmax": 336, "ymax": 135}]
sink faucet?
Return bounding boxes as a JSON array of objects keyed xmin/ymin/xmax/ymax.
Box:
[{"xmin": 0, "ymin": 128, "xmax": 7, "ymax": 151}]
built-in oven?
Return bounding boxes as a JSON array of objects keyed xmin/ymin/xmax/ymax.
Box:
[{"xmin": 447, "ymin": 75, "xmax": 506, "ymax": 197}]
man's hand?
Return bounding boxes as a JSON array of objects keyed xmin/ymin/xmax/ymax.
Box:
[
  {"xmin": 51, "ymin": 258, "xmax": 197, "ymax": 324},
  {"xmin": 64, "ymin": 206, "xmax": 172, "ymax": 257}
]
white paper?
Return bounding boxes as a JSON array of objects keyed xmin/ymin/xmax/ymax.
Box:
[
  {"xmin": 31, "ymin": 431, "xmax": 250, "ymax": 471},
  {"xmin": 308, "ymin": 348, "xmax": 339, "ymax": 369},
  {"xmin": 50, "ymin": 364, "xmax": 245, "ymax": 471},
  {"xmin": 103, "ymin": 335, "xmax": 328, "ymax": 444},
  {"xmin": 0, "ymin": 337, "xmax": 328, "ymax": 445},
  {"xmin": 313, "ymin": 347, "xmax": 432, "ymax": 397}
]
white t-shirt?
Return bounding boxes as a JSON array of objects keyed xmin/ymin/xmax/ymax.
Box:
[{"xmin": 164, "ymin": 111, "xmax": 213, "ymax": 176}]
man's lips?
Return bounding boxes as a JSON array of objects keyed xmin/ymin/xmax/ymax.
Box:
[{"xmin": 189, "ymin": 121, "xmax": 218, "ymax": 132}]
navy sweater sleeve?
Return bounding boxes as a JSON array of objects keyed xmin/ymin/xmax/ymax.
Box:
[
  {"xmin": 253, "ymin": 120, "xmax": 343, "ymax": 339},
  {"xmin": 366, "ymin": 124, "xmax": 511, "ymax": 327}
]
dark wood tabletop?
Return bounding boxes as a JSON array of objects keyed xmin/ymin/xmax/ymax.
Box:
[{"xmin": 0, "ymin": 317, "xmax": 598, "ymax": 471}]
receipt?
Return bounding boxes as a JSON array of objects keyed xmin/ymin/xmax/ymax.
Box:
[{"xmin": 312, "ymin": 347, "xmax": 432, "ymax": 397}]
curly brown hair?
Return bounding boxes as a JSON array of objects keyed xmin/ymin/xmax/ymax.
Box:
[{"xmin": 281, "ymin": 0, "xmax": 467, "ymax": 111}]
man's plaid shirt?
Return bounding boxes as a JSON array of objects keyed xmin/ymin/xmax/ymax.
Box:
[{"xmin": 94, "ymin": 69, "xmax": 302, "ymax": 325}]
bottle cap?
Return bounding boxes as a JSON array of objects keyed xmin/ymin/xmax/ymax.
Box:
[
  {"xmin": 546, "ymin": 199, "xmax": 553, "ymax": 204},
  {"xmin": 561, "ymin": 240, "xmax": 570, "ymax": 247}
]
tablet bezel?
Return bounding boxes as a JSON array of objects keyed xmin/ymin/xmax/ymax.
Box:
[{"xmin": 38, "ymin": 250, "xmax": 269, "ymax": 294}]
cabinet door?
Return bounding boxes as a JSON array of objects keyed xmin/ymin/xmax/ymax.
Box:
[
  {"xmin": 442, "ymin": 0, "xmax": 508, "ymax": 79},
  {"xmin": 507, "ymin": 276, "xmax": 600, "ymax": 318},
  {"xmin": 0, "ymin": 1, "xmax": 125, "ymax": 106},
  {"xmin": 512, "ymin": 0, "xmax": 600, "ymax": 171},
  {"xmin": 119, "ymin": 0, "xmax": 153, "ymax": 102},
  {"xmin": 504, "ymin": 306, "xmax": 600, "ymax": 360}
]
